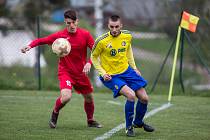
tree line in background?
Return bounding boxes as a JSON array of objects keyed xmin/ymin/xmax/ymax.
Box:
[
  {"xmin": 1, "ymin": 0, "xmax": 210, "ymax": 67},
  {"xmin": 0, "ymin": 0, "xmax": 69, "ymax": 31},
  {"xmin": 163, "ymin": 0, "xmax": 210, "ymax": 66}
]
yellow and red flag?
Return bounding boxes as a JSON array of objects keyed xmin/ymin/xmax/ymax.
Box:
[{"xmin": 180, "ymin": 11, "xmax": 199, "ymax": 32}]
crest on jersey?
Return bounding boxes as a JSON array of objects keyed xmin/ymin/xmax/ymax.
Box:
[
  {"xmin": 115, "ymin": 85, "xmax": 119, "ymax": 89},
  {"xmin": 121, "ymin": 41, "xmax": 126, "ymax": 46}
]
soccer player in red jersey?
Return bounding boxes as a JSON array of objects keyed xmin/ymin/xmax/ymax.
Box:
[{"xmin": 21, "ymin": 9, "xmax": 102, "ymax": 128}]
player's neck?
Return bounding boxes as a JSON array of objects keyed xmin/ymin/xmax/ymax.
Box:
[
  {"xmin": 110, "ymin": 31, "xmax": 121, "ymax": 37},
  {"xmin": 67, "ymin": 27, "xmax": 78, "ymax": 34}
]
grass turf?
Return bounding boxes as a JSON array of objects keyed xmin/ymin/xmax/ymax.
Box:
[{"xmin": 0, "ymin": 90, "xmax": 209, "ymax": 140}]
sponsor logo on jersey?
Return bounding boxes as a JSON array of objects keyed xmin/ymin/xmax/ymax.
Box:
[
  {"xmin": 118, "ymin": 48, "xmax": 126, "ymax": 53},
  {"xmin": 115, "ymin": 85, "xmax": 119, "ymax": 89},
  {"xmin": 110, "ymin": 48, "xmax": 126, "ymax": 56},
  {"xmin": 110, "ymin": 49, "xmax": 117, "ymax": 56}
]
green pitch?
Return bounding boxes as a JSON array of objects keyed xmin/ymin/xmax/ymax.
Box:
[{"xmin": 0, "ymin": 90, "xmax": 209, "ymax": 140}]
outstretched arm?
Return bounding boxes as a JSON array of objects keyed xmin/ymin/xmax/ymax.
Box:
[
  {"xmin": 20, "ymin": 32, "xmax": 59, "ymax": 54},
  {"xmin": 21, "ymin": 46, "xmax": 31, "ymax": 53}
]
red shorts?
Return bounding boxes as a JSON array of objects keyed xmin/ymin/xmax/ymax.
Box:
[{"xmin": 58, "ymin": 72, "xmax": 93, "ymax": 94}]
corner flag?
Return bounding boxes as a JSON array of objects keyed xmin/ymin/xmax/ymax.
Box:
[
  {"xmin": 180, "ymin": 11, "xmax": 199, "ymax": 32},
  {"xmin": 168, "ymin": 11, "xmax": 199, "ymax": 102}
]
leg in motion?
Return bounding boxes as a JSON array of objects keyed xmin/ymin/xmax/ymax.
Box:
[
  {"xmin": 82, "ymin": 93, "xmax": 102, "ymax": 128},
  {"xmin": 49, "ymin": 89, "xmax": 72, "ymax": 128},
  {"xmin": 133, "ymin": 88, "xmax": 154, "ymax": 132},
  {"xmin": 120, "ymin": 85, "xmax": 136, "ymax": 137}
]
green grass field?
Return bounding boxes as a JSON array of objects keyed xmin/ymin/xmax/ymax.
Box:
[{"xmin": 0, "ymin": 90, "xmax": 209, "ymax": 140}]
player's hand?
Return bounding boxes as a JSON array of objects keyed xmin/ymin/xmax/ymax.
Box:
[
  {"xmin": 103, "ymin": 74, "xmax": 112, "ymax": 81},
  {"xmin": 21, "ymin": 46, "xmax": 31, "ymax": 53},
  {"xmin": 83, "ymin": 62, "xmax": 91, "ymax": 75},
  {"xmin": 134, "ymin": 69, "xmax": 141, "ymax": 76}
]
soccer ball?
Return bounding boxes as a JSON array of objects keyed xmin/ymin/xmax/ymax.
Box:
[{"xmin": 52, "ymin": 38, "xmax": 71, "ymax": 57}]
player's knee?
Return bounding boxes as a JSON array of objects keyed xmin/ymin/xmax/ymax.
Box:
[
  {"xmin": 136, "ymin": 88, "xmax": 149, "ymax": 103},
  {"xmin": 140, "ymin": 95, "xmax": 149, "ymax": 104},
  {"xmin": 83, "ymin": 93, "xmax": 94, "ymax": 103},
  {"xmin": 61, "ymin": 94, "xmax": 71, "ymax": 103},
  {"xmin": 61, "ymin": 89, "xmax": 72, "ymax": 103},
  {"xmin": 127, "ymin": 92, "xmax": 136, "ymax": 101}
]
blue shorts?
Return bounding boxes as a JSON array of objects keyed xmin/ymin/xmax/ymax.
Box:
[{"xmin": 100, "ymin": 66, "xmax": 147, "ymax": 98}]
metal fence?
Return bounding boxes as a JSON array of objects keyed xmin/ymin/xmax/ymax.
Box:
[{"xmin": 0, "ymin": 16, "xmax": 209, "ymax": 94}]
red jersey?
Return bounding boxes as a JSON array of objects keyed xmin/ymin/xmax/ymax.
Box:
[{"xmin": 29, "ymin": 28, "xmax": 94, "ymax": 75}]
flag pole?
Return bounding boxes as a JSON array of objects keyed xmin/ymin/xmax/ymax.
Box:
[
  {"xmin": 168, "ymin": 26, "xmax": 182, "ymax": 102},
  {"xmin": 168, "ymin": 11, "xmax": 199, "ymax": 103}
]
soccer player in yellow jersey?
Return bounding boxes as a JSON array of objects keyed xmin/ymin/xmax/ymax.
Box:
[{"xmin": 91, "ymin": 15, "xmax": 154, "ymax": 137}]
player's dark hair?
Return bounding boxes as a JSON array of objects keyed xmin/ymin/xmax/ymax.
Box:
[
  {"xmin": 64, "ymin": 9, "xmax": 77, "ymax": 20},
  {"xmin": 109, "ymin": 15, "xmax": 121, "ymax": 22}
]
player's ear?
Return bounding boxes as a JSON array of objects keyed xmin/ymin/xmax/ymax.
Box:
[
  {"xmin": 75, "ymin": 19, "xmax": 79, "ymax": 25},
  {"xmin": 107, "ymin": 23, "xmax": 110, "ymax": 29},
  {"xmin": 120, "ymin": 23, "xmax": 123, "ymax": 28},
  {"xmin": 64, "ymin": 18, "xmax": 67, "ymax": 24}
]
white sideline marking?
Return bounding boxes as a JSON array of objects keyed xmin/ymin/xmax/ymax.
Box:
[
  {"xmin": 0, "ymin": 95, "xmax": 56, "ymax": 100},
  {"xmin": 107, "ymin": 100, "xmax": 122, "ymax": 106},
  {"xmin": 107, "ymin": 101, "xmax": 163, "ymax": 106},
  {"xmin": 94, "ymin": 103, "xmax": 172, "ymax": 140}
]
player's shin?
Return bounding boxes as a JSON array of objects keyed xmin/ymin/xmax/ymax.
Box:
[
  {"xmin": 125, "ymin": 100, "xmax": 135, "ymax": 128},
  {"xmin": 84, "ymin": 100, "xmax": 94, "ymax": 121},
  {"xmin": 133, "ymin": 100, "xmax": 147, "ymax": 125},
  {"xmin": 54, "ymin": 96, "xmax": 66, "ymax": 113}
]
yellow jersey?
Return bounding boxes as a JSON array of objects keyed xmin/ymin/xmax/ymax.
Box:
[{"xmin": 91, "ymin": 30, "xmax": 137, "ymax": 76}]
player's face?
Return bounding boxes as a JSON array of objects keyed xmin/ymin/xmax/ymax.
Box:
[
  {"xmin": 65, "ymin": 18, "xmax": 78, "ymax": 33},
  {"xmin": 108, "ymin": 19, "xmax": 122, "ymax": 37}
]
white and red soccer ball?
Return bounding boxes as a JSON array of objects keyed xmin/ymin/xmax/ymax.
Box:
[{"xmin": 52, "ymin": 38, "xmax": 71, "ymax": 57}]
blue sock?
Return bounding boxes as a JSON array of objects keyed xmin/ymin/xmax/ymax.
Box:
[
  {"xmin": 133, "ymin": 100, "xmax": 147, "ymax": 125},
  {"xmin": 125, "ymin": 100, "xmax": 135, "ymax": 129}
]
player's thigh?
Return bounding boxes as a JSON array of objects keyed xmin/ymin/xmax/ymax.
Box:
[
  {"xmin": 74, "ymin": 76, "xmax": 93, "ymax": 94},
  {"xmin": 58, "ymin": 72, "xmax": 74, "ymax": 102},
  {"xmin": 135, "ymin": 88, "xmax": 149, "ymax": 103},
  {"xmin": 118, "ymin": 67, "xmax": 147, "ymax": 93},
  {"xmin": 99, "ymin": 76, "xmax": 126, "ymax": 98},
  {"xmin": 120, "ymin": 85, "xmax": 136, "ymax": 101},
  {"xmin": 58, "ymin": 71, "xmax": 74, "ymax": 90}
]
